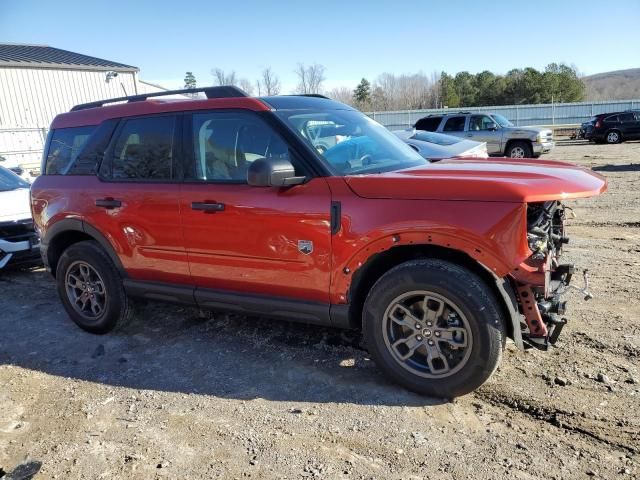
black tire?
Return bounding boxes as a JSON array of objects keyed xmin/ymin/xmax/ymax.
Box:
[
  {"xmin": 605, "ymin": 129, "xmax": 621, "ymax": 144},
  {"xmin": 506, "ymin": 141, "xmax": 533, "ymax": 158},
  {"xmin": 362, "ymin": 259, "xmax": 506, "ymax": 398},
  {"xmin": 56, "ymin": 240, "xmax": 130, "ymax": 334}
]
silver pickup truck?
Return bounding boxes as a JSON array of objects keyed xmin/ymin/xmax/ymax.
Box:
[{"xmin": 414, "ymin": 112, "xmax": 554, "ymax": 158}]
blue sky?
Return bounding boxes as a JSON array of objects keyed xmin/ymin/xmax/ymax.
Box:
[{"xmin": 2, "ymin": 0, "xmax": 639, "ymax": 92}]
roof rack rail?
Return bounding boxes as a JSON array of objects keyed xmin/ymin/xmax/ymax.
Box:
[
  {"xmin": 70, "ymin": 85, "xmax": 249, "ymax": 111},
  {"xmin": 293, "ymin": 94, "xmax": 330, "ymax": 99},
  {"xmin": 457, "ymin": 111, "xmax": 471, "ymax": 114}
]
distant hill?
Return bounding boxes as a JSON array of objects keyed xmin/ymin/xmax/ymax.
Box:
[{"xmin": 583, "ymin": 68, "xmax": 640, "ymax": 100}]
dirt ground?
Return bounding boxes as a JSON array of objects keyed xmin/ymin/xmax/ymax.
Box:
[{"xmin": 1, "ymin": 140, "xmax": 639, "ymax": 480}]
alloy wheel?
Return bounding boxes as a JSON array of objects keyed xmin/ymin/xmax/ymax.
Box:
[
  {"xmin": 65, "ymin": 261, "xmax": 107, "ymax": 321},
  {"xmin": 510, "ymin": 146, "xmax": 525, "ymax": 158},
  {"xmin": 382, "ymin": 291, "xmax": 473, "ymax": 378}
]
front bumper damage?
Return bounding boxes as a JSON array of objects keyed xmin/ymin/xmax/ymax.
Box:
[{"xmin": 508, "ymin": 201, "xmax": 591, "ymax": 351}]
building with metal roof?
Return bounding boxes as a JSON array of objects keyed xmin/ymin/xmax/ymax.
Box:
[
  {"xmin": 0, "ymin": 43, "xmax": 138, "ymax": 72},
  {"xmin": 0, "ymin": 43, "xmax": 164, "ymax": 172}
]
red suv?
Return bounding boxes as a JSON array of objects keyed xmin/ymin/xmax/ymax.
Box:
[{"xmin": 30, "ymin": 87, "xmax": 606, "ymax": 397}]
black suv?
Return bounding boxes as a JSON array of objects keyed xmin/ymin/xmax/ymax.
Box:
[{"xmin": 585, "ymin": 110, "xmax": 640, "ymax": 144}]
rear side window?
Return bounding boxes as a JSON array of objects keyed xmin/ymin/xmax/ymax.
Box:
[
  {"xmin": 604, "ymin": 115, "xmax": 619, "ymax": 123},
  {"xmin": 619, "ymin": 113, "xmax": 634, "ymax": 123},
  {"xmin": 414, "ymin": 116, "xmax": 442, "ymax": 132},
  {"xmin": 45, "ymin": 126, "xmax": 95, "ymax": 175},
  {"xmin": 443, "ymin": 116, "xmax": 466, "ymax": 132},
  {"xmin": 109, "ymin": 116, "xmax": 176, "ymax": 180}
]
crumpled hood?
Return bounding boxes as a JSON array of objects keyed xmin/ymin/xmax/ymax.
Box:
[
  {"xmin": 345, "ymin": 158, "xmax": 607, "ymax": 203},
  {"xmin": 0, "ymin": 188, "xmax": 32, "ymax": 222}
]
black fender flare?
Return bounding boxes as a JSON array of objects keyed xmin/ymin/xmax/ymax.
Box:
[{"xmin": 43, "ymin": 218, "xmax": 126, "ymax": 277}]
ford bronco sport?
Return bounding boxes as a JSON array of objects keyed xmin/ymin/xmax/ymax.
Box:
[{"xmin": 30, "ymin": 87, "xmax": 606, "ymax": 397}]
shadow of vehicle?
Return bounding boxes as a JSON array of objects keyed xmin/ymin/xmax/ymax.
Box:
[
  {"xmin": 592, "ymin": 164, "xmax": 640, "ymax": 172},
  {"xmin": 0, "ymin": 269, "xmax": 445, "ymax": 407}
]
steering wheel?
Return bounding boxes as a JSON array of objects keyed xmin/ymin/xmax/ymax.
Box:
[{"xmin": 360, "ymin": 154, "xmax": 374, "ymax": 166}]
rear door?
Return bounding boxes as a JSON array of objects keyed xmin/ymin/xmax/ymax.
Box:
[
  {"xmin": 467, "ymin": 114, "xmax": 502, "ymax": 154},
  {"xmin": 83, "ymin": 114, "xmax": 190, "ymax": 284},
  {"xmin": 415, "ymin": 116, "xmax": 443, "ymax": 132},
  {"xmin": 179, "ymin": 110, "xmax": 333, "ymax": 303},
  {"xmin": 440, "ymin": 116, "xmax": 467, "ymax": 139}
]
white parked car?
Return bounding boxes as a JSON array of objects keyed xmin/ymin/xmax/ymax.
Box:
[
  {"xmin": 0, "ymin": 165, "xmax": 41, "ymax": 269},
  {"xmin": 393, "ymin": 129, "xmax": 488, "ymax": 161}
]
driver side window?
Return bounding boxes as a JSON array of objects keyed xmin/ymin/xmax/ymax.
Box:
[
  {"xmin": 187, "ymin": 112, "xmax": 292, "ymax": 183},
  {"xmin": 469, "ymin": 115, "xmax": 495, "ymax": 131}
]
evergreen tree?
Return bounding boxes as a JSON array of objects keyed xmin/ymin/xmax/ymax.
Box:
[
  {"xmin": 184, "ymin": 72, "xmax": 197, "ymax": 90},
  {"xmin": 439, "ymin": 73, "xmax": 460, "ymax": 107},
  {"xmin": 353, "ymin": 78, "xmax": 371, "ymax": 106}
]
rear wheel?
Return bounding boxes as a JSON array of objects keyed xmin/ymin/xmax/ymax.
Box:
[
  {"xmin": 506, "ymin": 141, "xmax": 532, "ymax": 158},
  {"xmin": 605, "ymin": 130, "xmax": 621, "ymax": 144},
  {"xmin": 56, "ymin": 240, "xmax": 130, "ymax": 334},
  {"xmin": 362, "ymin": 259, "xmax": 505, "ymax": 398}
]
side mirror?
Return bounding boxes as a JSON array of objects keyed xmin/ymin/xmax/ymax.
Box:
[
  {"xmin": 247, "ymin": 157, "xmax": 306, "ymax": 187},
  {"xmin": 486, "ymin": 122, "xmax": 498, "ymax": 131}
]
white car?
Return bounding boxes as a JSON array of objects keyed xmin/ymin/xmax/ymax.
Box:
[
  {"xmin": 0, "ymin": 166, "xmax": 40, "ymax": 269},
  {"xmin": 393, "ymin": 129, "xmax": 488, "ymax": 161}
]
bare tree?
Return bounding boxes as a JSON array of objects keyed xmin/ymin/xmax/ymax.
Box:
[
  {"xmin": 327, "ymin": 86, "xmax": 354, "ymax": 105},
  {"xmin": 373, "ymin": 72, "xmax": 437, "ymax": 110},
  {"xmin": 238, "ymin": 78, "xmax": 254, "ymax": 95},
  {"xmin": 294, "ymin": 63, "xmax": 326, "ymax": 94},
  {"xmin": 257, "ymin": 67, "xmax": 281, "ymax": 95},
  {"xmin": 211, "ymin": 68, "xmax": 238, "ymax": 86}
]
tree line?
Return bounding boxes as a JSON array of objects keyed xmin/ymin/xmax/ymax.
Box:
[
  {"xmin": 184, "ymin": 63, "xmax": 326, "ymax": 98},
  {"xmin": 183, "ymin": 62, "xmax": 585, "ymax": 111}
]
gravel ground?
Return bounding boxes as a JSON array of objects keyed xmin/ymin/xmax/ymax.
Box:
[{"xmin": 1, "ymin": 140, "xmax": 639, "ymax": 480}]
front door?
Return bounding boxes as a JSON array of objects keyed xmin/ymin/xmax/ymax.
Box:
[
  {"xmin": 467, "ymin": 115, "xmax": 503, "ymax": 154},
  {"xmin": 180, "ymin": 110, "xmax": 333, "ymax": 303},
  {"xmin": 620, "ymin": 112, "xmax": 640, "ymax": 139}
]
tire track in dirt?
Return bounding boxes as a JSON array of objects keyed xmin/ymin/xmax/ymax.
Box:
[{"xmin": 475, "ymin": 387, "xmax": 639, "ymax": 454}]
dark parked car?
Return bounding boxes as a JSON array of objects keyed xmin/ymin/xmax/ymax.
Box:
[{"xmin": 585, "ymin": 110, "xmax": 640, "ymax": 144}]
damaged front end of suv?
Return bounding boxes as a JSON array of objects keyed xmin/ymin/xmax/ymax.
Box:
[{"xmin": 511, "ymin": 200, "xmax": 593, "ymax": 350}]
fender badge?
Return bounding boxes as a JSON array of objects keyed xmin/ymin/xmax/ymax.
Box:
[{"xmin": 298, "ymin": 240, "xmax": 313, "ymax": 255}]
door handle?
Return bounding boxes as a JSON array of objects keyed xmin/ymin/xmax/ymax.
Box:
[
  {"xmin": 95, "ymin": 198, "xmax": 122, "ymax": 209},
  {"xmin": 192, "ymin": 202, "xmax": 225, "ymax": 213}
]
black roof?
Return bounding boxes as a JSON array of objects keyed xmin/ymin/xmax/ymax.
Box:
[{"xmin": 0, "ymin": 43, "xmax": 138, "ymax": 72}]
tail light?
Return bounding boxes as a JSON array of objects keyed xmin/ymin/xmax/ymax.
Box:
[{"xmin": 595, "ymin": 120, "xmax": 601, "ymax": 128}]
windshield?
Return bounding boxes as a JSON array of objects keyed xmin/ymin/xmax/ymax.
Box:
[
  {"xmin": 491, "ymin": 114, "xmax": 514, "ymax": 128},
  {"xmin": 275, "ymin": 109, "xmax": 427, "ymax": 175},
  {"xmin": 0, "ymin": 166, "xmax": 29, "ymax": 192}
]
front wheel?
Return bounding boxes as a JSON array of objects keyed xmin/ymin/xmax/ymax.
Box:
[
  {"xmin": 363, "ymin": 259, "xmax": 506, "ymax": 398},
  {"xmin": 506, "ymin": 141, "xmax": 532, "ymax": 158}
]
